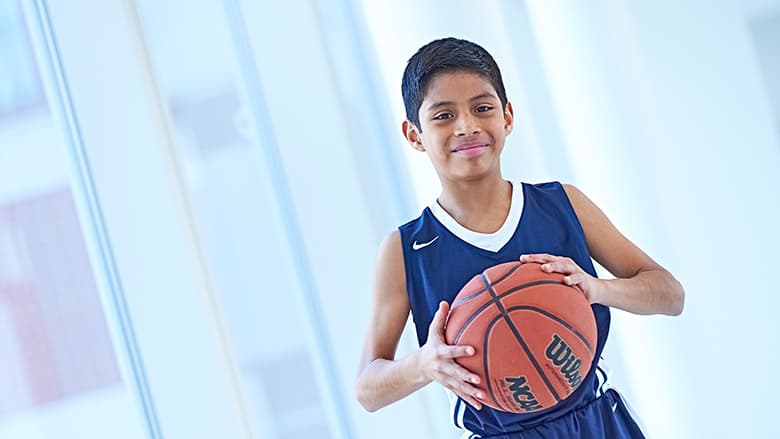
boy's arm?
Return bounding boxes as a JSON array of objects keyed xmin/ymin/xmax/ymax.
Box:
[
  {"xmin": 521, "ymin": 184, "xmax": 684, "ymax": 316},
  {"xmin": 355, "ymin": 231, "xmax": 484, "ymax": 412}
]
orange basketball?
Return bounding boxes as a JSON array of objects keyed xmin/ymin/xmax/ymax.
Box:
[{"xmin": 444, "ymin": 261, "xmax": 597, "ymax": 413}]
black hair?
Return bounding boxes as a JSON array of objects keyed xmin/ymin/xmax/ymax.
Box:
[{"xmin": 401, "ymin": 37, "xmax": 508, "ymax": 130}]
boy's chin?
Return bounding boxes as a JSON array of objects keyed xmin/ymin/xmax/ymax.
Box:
[{"xmin": 447, "ymin": 165, "xmax": 502, "ymax": 181}]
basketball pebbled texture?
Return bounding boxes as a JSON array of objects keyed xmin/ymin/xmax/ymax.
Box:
[{"xmin": 445, "ymin": 261, "xmax": 598, "ymax": 413}]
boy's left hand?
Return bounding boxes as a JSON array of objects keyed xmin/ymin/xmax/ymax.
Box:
[{"xmin": 519, "ymin": 254, "xmax": 603, "ymax": 304}]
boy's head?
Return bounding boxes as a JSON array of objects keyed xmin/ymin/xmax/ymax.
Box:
[
  {"xmin": 402, "ymin": 37, "xmax": 508, "ymax": 130},
  {"xmin": 400, "ymin": 38, "xmax": 514, "ymax": 182}
]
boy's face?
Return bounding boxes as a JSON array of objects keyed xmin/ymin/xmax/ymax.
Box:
[{"xmin": 403, "ymin": 71, "xmax": 513, "ymax": 182}]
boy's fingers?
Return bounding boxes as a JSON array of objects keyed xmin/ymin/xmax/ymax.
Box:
[
  {"xmin": 445, "ymin": 345, "xmax": 475, "ymax": 358},
  {"xmin": 428, "ymin": 301, "xmax": 449, "ymax": 335},
  {"xmin": 451, "ymin": 365, "xmax": 480, "ymax": 385},
  {"xmin": 461, "ymin": 383, "xmax": 484, "ymax": 400},
  {"xmin": 519, "ymin": 253, "xmax": 553, "ymax": 263},
  {"xmin": 456, "ymin": 388, "xmax": 484, "ymax": 410},
  {"xmin": 564, "ymin": 274, "xmax": 585, "ymax": 286},
  {"xmin": 541, "ymin": 262, "xmax": 558, "ymax": 273},
  {"xmin": 462, "ymin": 396, "xmax": 482, "ymax": 410}
]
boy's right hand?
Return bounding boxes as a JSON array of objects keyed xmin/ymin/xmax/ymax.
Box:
[{"xmin": 417, "ymin": 301, "xmax": 485, "ymax": 410}]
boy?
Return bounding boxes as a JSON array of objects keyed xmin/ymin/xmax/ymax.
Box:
[{"xmin": 355, "ymin": 37, "xmax": 684, "ymax": 438}]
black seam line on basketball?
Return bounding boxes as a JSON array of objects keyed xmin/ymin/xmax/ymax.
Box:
[
  {"xmin": 452, "ymin": 263, "xmax": 525, "ymax": 307},
  {"xmin": 502, "ymin": 305, "xmax": 594, "ymax": 355},
  {"xmin": 481, "ymin": 273, "xmax": 562, "ymax": 403},
  {"xmin": 483, "ymin": 313, "xmax": 503, "ymax": 410},
  {"xmin": 452, "ymin": 280, "xmax": 562, "ymax": 345}
]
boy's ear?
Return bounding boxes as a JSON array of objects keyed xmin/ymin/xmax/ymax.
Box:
[
  {"xmin": 402, "ymin": 120, "xmax": 426, "ymax": 152},
  {"xmin": 504, "ymin": 101, "xmax": 514, "ymax": 134}
]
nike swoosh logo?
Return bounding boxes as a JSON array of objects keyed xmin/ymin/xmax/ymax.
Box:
[
  {"xmin": 412, "ymin": 236, "xmax": 439, "ymax": 250},
  {"xmin": 612, "ymin": 402, "xmax": 617, "ymax": 412}
]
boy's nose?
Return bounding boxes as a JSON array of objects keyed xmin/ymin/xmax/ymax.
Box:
[{"xmin": 455, "ymin": 114, "xmax": 481, "ymax": 136}]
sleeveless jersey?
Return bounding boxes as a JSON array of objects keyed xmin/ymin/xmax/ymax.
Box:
[{"xmin": 398, "ymin": 181, "xmax": 612, "ymax": 437}]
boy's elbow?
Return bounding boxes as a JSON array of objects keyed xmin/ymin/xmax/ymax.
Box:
[
  {"xmin": 355, "ymin": 379, "xmax": 379, "ymax": 413},
  {"xmin": 668, "ymin": 280, "xmax": 685, "ymax": 316},
  {"xmin": 356, "ymin": 394, "xmax": 381, "ymax": 413},
  {"xmin": 359, "ymin": 400, "xmax": 380, "ymax": 413}
]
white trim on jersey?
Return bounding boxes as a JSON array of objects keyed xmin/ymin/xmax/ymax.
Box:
[
  {"xmin": 446, "ymin": 389, "xmax": 462, "ymax": 428},
  {"xmin": 429, "ymin": 181, "xmax": 524, "ymax": 253},
  {"xmin": 596, "ymin": 357, "xmax": 649, "ymax": 437},
  {"xmin": 446, "ymin": 389, "xmax": 480, "ymax": 438},
  {"xmin": 596, "ymin": 355, "xmax": 610, "ymax": 398}
]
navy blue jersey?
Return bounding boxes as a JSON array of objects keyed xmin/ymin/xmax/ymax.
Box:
[{"xmin": 398, "ymin": 182, "xmax": 638, "ymax": 437}]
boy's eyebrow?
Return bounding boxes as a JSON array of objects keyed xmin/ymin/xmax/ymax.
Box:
[{"xmin": 425, "ymin": 93, "xmax": 499, "ymax": 111}]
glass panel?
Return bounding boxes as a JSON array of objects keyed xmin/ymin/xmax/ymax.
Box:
[
  {"xmin": 0, "ymin": 2, "xmax": 146, "ymax": 438},
  {"xmin": 749, "ymin": 7, "xmax": 780, "ymax": 138},
  {"xmin": 358, "ymin": 1, "xmax": 439, "ymax": 209},
  {"xmin": 0, "ymin": 0, "xmax": 43, "ymax": 116},
  {"xmin": 133, "ymin": 1, "xmax": 336, "ymax": 437}
]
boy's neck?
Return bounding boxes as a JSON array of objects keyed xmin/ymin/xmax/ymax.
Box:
[{"xmin": 437, "ymin": 176, "xmax": 513, "ymax": 234}]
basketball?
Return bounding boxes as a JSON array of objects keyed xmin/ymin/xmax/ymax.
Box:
[{"xmin": 444, "ymin": 261, "xmax": 597, "ymax": 413}]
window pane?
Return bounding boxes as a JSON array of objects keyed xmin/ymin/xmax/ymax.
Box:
[
  {"xmin": 133, "ymin": 1, "xmax": 337, "ymax": 437},
  {"xmin": 0, "ymin": 2, "xmax": 146, "ymax": 438},
  {"xmin": 0, "ymin": 1, "xmax": 44, "ymax": 116},
  {"xmin": 750, "ymin": 8, "xmax": 780, "ymax": 139}
]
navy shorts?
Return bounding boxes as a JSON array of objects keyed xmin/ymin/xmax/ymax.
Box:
[{"xmin": 475, "ymin": 389, "xmax": 645, "ymax": 439}]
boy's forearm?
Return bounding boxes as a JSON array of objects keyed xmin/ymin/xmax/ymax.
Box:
[
  {"xmin": 356, "ymin": 351, "xmax": 431, "ymax": 412},
  {"xmin": 597, "ymin": 269, "xmax": 684, "ymax": 316}
]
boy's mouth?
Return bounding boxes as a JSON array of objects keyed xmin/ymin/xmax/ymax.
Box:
[{"xmin": 453, "ymin": 142, "xmax": 490, "ymax": 157}]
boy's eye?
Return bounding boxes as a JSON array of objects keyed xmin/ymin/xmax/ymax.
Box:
[
  {"xmin": 433, "ymin": 113, "xmax": 452, "ymax": 120},
  {"xmin": 476, "ymin": 105, "xmax": 493, "ymax": 113}
]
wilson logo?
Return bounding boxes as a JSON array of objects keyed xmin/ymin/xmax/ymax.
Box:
[
  {"xmin": 505, "ymin": 376, "xmax": 541, "ymax": 411},
  {"xmin": 545, "ymin": 334, "xmax": 584, "ymax": 390}
]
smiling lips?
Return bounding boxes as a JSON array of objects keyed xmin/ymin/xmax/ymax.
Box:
[{"xmin": 453, "ymin": 142, "xmax": 489, "ymax": 157}]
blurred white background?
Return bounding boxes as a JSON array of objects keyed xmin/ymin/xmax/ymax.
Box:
[{"xmin": 1, "ymin": 0, "xmax": 779, "ymax": 438}]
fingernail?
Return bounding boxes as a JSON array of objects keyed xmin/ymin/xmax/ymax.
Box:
[{"xmin": 467, "ymin": 348, "xmax": 474, "ymax": 355}]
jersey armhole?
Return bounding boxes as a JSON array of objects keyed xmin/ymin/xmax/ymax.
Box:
[
  {"xmin": 396, "ymin": 226, "xmax": 418, "ymax": 333},
  {"xmin": 557, "ymin": 183, "xmax": 586, "ymax": 240}
]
